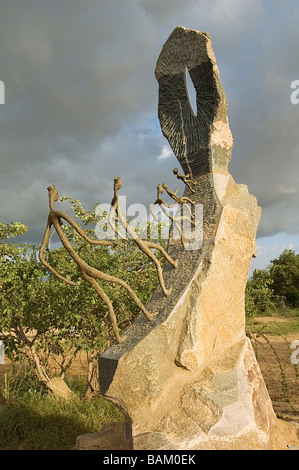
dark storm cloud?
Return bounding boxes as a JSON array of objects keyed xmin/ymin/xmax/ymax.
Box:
[
  {"xmin": 0, "ymin": 0, "xmax": 298, "ymax": 247},
  {"xmin": 223, "ymin": 0, "xmax": 299, "ymax": 236}
]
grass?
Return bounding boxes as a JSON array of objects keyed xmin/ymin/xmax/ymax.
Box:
[
  {"xmin": 258, "ymin": 306, "xmax": 299, "ymax": 318},
  {"xmin": 246, "ymin": 318, "xmax": 299, "ymax": 336},
  {"xmin": 0, "ymin": 307, "xmax": 298, "ymax": 450},
  {"xmin": 246, "ymin": 307, "xmax": 299, "ymax": 336},
  {"xmin": 0, "ymin": 367, "xmax": 123, "ymax": 450}
]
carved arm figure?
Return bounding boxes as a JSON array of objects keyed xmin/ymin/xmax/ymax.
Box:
[
  {"xmin": 109, "ymin": 177, "xmax": 178, "ymax": 296},
  {"xmin": 151, "ymin": 180, "xmax": 197, "ymax": 249},
  {"xmin": 39, "ymin": 185, "xmax": 156, "ymax": 344},
  {"xmin": 173, "ymin": 167, "xmax": 198, "ymax": 193}
]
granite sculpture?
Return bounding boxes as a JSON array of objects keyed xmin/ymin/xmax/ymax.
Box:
[{"xmin": 97, "ymin": 26, "xmax": 278, "ymax": 450}]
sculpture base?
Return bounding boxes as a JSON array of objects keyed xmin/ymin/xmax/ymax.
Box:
[
  {"xmin": 74, "ymin": 418, "xmax": 299, "ymax": 451},
  {"xmin": 132, "ymin": 338, "xmax": 277, "ymax": 450}
]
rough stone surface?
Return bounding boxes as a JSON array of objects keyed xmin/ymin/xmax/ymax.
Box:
[
  {"xmin": 98, "ymin": 26, "xmax": 277, "ymax": 450},
  {"xmin": 273, "ymin": 420, "xmax": 299, "ymax": 450},
  {"xmin": 155, "ymin": 26, "xmax": 232, "ymax": 179},
  {"xmin": 75, "ymin": 422, "xmax": 133, "ymax": 450}
]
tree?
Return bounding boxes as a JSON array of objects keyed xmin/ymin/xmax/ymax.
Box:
[
  {"xmin": 0, "ymin": 223, "xmax": 75, "ymax": 397},
  {"xmin": 268, "ymin": 249, "xmax": 299, "ymax": 307},
  {"xmin": 0, "ymin": 201, "xmax": 165, "ymax": 399},
  {"xmin": 0, "ymin": 221, "xmax": 28, "ymax": 264},
  {"xmin": 0, "ymin": 241, "xmax": 77, "ymax": 399},
  {"xmin": 245, "ymin": 269, "xmax": 274, "ymax": 317}
]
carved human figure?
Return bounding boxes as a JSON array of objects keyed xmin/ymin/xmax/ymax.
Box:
[
  {"xmin": 109, "ymin": 177, "xmax": 178, "ymax": 296},
  {"xmin": 39, "ymin": 185, "xmax": 156, "ymax": 343},
  {"xmin": 151, "ymin": 180, "xmax": 196, "ymax": 248},
  {"xmin": 173, "ymin": 167, "xmax": 198, "ymax": 193}
]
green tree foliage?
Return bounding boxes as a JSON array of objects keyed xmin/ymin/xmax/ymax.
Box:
[
  {"xmin": 0, "ymin": 240, "xmax": 78, "ymax": 398},
  {"xmin": 245, "ymin": 248, "xmax": 299, "ymax": 316},
  {"xmin": 268, "ymin": 249, "xmax": 299, "ymax": 307},
  {"xmin": 0, "ymin": 202, "xmax": 166, "ymax": 398},
  {"xmin": 0, "ymin": 221, "xmax": 27, "ymax": 260},
  {"xmin": 0, "ymin": 221, "xmax": 28, "ymax": 241},
  {"xmin": 245, "ymin": 269, "xmax": 274, "ymax": 317}
]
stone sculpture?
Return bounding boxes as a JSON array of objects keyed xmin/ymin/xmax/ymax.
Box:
[{"xmin": 98, "ymin": 26, "xmax": 278, "ymax": 450}]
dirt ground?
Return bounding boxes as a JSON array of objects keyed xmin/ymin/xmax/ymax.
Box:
[{"xmin": 250, "ymin": 328, "xmax": 299, "ymax": 424}]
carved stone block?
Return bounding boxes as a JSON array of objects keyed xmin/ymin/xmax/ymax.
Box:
[{"xmin": 98, "ymin": 27, "xmax": 277, "ymax": 450}]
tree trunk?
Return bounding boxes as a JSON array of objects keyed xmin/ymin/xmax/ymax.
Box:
[
  {"xmin": 30, "ymin": 344, "xmax": 74, "ymax": 400},
  {"xmin": 46, "ymin": 376, "xmax": 74, "ymax": 400},
  {"xmin": 12, "ymin": 326, "xmax": 75, "ymax": 400},
  {"xmin": 84, "ymin": 353, "xmax": 99, "ymax": 400}
]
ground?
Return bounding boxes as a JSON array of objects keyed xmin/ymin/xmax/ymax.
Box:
[
  {"xmin": 247, "ymin": 317, "xmax": 299, "ymax": 424},
  {"xmin": 0, "ymin": 317, "xmax": 298, "ymax": 420},
  {"xmin": 0, "ymin": 315, "xmax": 298, "ymax": 449}
]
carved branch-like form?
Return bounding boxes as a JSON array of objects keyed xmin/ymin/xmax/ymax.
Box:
[
  {"xmin": 173, "ymin": 167, "xmax": 198, "ymax": 193},
  {"xmin": 151, "ymin": 175, "xmax": 197, "ymax": 249},
  {"xmin": 39, "ymin": 185, "xmax": 156, "ymax": 344},
  {"xmin": 162, "ymin": 182, "xmax": 195, "ymax": 221},
  {"xmin": 109, "ymin": 177, "xmax": 178, "ymax": 296}
]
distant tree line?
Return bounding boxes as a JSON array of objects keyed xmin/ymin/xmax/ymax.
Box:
[{"xmin": 245, "ymin": 249, "xmax": 299, "ymax": 316}]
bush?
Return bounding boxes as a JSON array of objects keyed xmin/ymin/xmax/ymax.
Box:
[
  {"xmin": 245, "ymin": 270, "xmax": 274, "ymax": 317},
  {"xmin": 279, "ymin": 285, "xmax": 299, "ymax": 308},
  {"xmin": 269, "ymin": 249, "xmax": 299, "ymax": 305}
]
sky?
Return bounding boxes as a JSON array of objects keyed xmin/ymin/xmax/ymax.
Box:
[{"xmin": 0, "ymin": 0, "xmax": 299, "ymax": 276}]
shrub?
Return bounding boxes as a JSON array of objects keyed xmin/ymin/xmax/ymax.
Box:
[{"xmin": 245, "ymin": 270, "xmax": 274, "ymax": 317}]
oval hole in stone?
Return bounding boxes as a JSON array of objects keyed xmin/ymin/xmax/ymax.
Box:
[{"xmin": 185, "ymin": 66, "xmax": 197, "ymax": 116}]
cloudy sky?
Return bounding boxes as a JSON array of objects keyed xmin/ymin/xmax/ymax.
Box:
[{"xmin": 0, "ymin": 0, "xmax": 298, "ymax": 274}]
